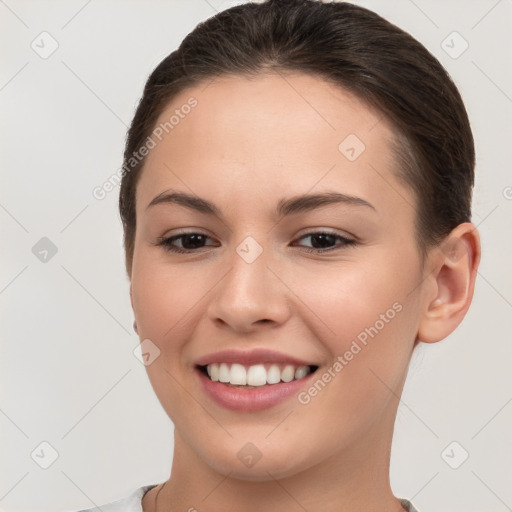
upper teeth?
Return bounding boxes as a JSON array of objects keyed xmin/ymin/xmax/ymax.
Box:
[{"xmin": 206, "ymin": 363, "xmax": 311, "ymax": 386}]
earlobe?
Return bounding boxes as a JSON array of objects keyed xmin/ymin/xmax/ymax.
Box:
[
  {"xmin": 130, "ymin": 284, "xmax": 139, "ymax": 335},
  {"xmin": 417, "ymin": 223, "xmax": 481, "ymax": 344}
]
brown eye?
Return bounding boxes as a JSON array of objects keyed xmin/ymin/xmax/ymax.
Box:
[
  {"xmin": 155, "ymin": 233, "xmax": 217, "ymax": 253},
  {"xmin": 294, "ymin": 232, "xmax": 356, "ymax": 253},
  {"xmin": 154, "ymin": 230, "xmax": 356, "ymax": 255}
]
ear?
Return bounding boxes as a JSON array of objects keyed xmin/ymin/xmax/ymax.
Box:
[{"xmin": 417, "ymin": 222, "xmax": 481, "ymax": 343}]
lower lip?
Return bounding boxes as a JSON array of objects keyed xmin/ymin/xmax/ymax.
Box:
[{"xmin": 195, "ymin": 366, "xmax": 317, "ymax": 412}]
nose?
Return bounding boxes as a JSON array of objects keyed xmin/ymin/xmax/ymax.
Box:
[{"xmin": 206, "ymin": 240, "xmax": 292, "ymax": 333}]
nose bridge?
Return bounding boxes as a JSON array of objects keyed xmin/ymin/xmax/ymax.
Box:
[{"xmin": 207, "ymin": 234, "xmax": 290, "ymax": 330}]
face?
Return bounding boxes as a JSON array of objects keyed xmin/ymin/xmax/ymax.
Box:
[{"xmin": 130, "ymin": 72, "xmax": 427, "ymax": 480}]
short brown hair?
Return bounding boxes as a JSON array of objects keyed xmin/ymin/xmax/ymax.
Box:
[{"xmin": 119, "ymin": 0, "xmax": 474, "ymax": 276}]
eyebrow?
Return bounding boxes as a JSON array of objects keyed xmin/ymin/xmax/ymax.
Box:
[{"xmin": 146, "ymin": 189, "xmax": 376, "ymax": 219}]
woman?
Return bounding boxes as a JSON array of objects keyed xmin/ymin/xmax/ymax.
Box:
[{"xmin": 79, "ymin": 0, "xmax": 480, "ymax": 510}]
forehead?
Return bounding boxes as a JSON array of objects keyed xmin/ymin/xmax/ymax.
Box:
[{"xmin": 136, "ymin": 72, "xmax": 413, "ymax": 222}]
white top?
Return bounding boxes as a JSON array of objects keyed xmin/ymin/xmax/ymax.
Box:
[{"xmin": 74, "ymin": 484, "xmax": 421, "ymax": 512}]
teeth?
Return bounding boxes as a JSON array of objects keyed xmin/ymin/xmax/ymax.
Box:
[
  {"xmin": 230, "ymin": 363, "xmax": 247, "ymax": 385},
  {"xmin": 266, "ymin": 364, "xmax": 281, "ymax": 384},
  {"xmin": 294, "ymin": 366, "xmax": 308, "ymax": 379},
  {"xmin": 218, "ymin": 363, "xmax": 230, "ymax": 383},
  {"xmin": 247, "ymin": 364, "xmax": 267, "ymax": 386},
  {"xmin": 204, "ymin": 363, "xmax": 313, "ymax": 386},
  {"xmin": 208, "ymin": 363, "xmax": 219, "ymax": 381},
  {"xmin": 281, "ymin": 365, "xmax": 295, "ymax": 382}
]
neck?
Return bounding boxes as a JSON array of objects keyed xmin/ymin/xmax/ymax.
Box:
[{"xmin": 152, "ymin": 401, "xmax": 406, "ymax": 512}]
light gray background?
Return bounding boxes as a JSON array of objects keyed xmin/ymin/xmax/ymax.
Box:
[{"xmin": 1, "ymin": 1, "xmax": 511, "ymax": 511}]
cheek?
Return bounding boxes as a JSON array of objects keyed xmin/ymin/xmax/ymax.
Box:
[
  {"xmin": 293, "ymin": 279, "xmax": 417, "ymax": 453},
  {"xmin": 131, "ymin": 251, "xmax": 194, "ymax": 337},
  {"xmin": 287, "ymin": 254, "xmax": 421, "ymax": 411},
  {"xmin": 315, "ymin": 259, "xmax": 420, "ymax": 405},
  {"xmin": 287, "ymin": 257, "xmax": 415, "ymax": 345},
  {"xmin": 131, "ymin": 256, "xmax": 196, "ymax": 418}
]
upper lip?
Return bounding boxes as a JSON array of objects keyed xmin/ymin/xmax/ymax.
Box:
[{"xmin": 195, "ymin": 348, "xmax": 317, "ymax": 368}]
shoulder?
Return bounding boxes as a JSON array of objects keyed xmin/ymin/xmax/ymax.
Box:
[
  {"xmin": 71, "ymin": 488, "xmax": 419, "ymax": 512},
  {"xmin": 399, "ymin": 498, "xmax": 422, "ymax": 512},
  {"xmin": 71, "ymin": 484, "xmax": 158, "ymax": 512}
]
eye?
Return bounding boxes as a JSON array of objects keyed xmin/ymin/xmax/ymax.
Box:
[
  {"xmin": 154, "ymin": 230, "xmax": 357, "ymax": 255},
  {"xmin": 293, "ymin": 231, "xmax": 357, "ymax": 253},
  {"xmin": 154, "ymin": 232, "xmax": 218, "ymax": 254}
]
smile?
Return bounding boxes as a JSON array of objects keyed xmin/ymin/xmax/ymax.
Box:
[
  {"xmin": 194, "ymin": 348, "xmax": 320, "ymax": 411},
  {"xmin": 199, "ymin": 362, "xmax": 317, "ymax": 387}
]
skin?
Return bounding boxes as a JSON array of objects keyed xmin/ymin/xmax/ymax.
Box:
[{"xmin": 129, "ymin": 72, "xmax": 481, "ymax": 512}]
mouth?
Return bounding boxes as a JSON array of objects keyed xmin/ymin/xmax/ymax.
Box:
[
  {"xmin": 194, "ymin": 348, "xmax": 321, "ymax": 411},
  {"xmin": 195, "ymin": 362, "xmax": 320, "ymax": 411},
  {"xmin": 196, "ymin": 363, "xmax": 319, "ymax": 388}
]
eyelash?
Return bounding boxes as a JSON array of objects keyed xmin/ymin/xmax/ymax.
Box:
[{"xmin": 154, "ymin": 231, "xmax": 357, "ymax": 255}]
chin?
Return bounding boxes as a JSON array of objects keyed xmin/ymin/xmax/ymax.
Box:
[{"xmin": 201, "ymin": 442, "xmax": 313, "ymax": 482}]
